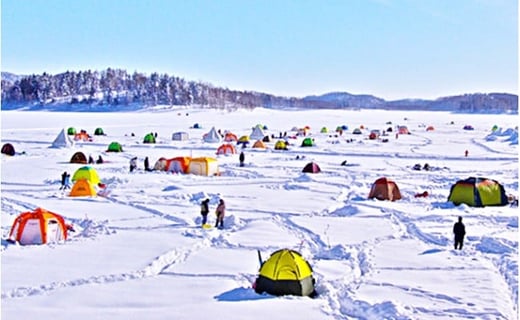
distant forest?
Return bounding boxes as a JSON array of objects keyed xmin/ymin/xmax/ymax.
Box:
[{"xmin": 1, "ymin": 68, "xmax": 518, "ymax": 113}]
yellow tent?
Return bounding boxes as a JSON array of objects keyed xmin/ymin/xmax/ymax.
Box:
[
  {"xmin": 254, "ymin": 249, "xmax": 315, "ymax": 296},
  {"xmin": 188, "ymin": 157, "xmax": 219, "ymax": 176},
  {"xmin": 72, "ymin": 166, "xmax": 100, "ymax": 185}
]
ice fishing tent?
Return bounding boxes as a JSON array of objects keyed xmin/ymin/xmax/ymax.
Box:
[
  {"xmin": 398, "ymin": 126, "xmax": 410, "ymax": 134},
  {"xmin": 72, "ymin": 166, "xmax": 101, "ymax": 185},
  {"xmin": 463, "ymin": 125, "xmax": 474, "ymax": 131},
  {"xmin": 67, "ymin": 127, "xmax": 77, "ymax": 135},
  {"xmin": 254, "ymin": 249, "xmax": 316, "ymax": 297},
  {"xmin": 252, "ymin": 140, "xmax": 267, "ymax": 149},
  {"xmin": 8, "ymin": 208, "xmax": 68, "ymax": 245},
  {"xmin": 216, "ymin": 143, "xmax": 237, "ymax": 155},
  {"xmin": 320, "ymin": 127, "xmax": 329, "ymax": 133},
  {"xmin": 70, "ymin": 179, "xmax": 97, "ymax": 197},
  {"xmin": 187, "ymin": 157, "xmax": 219, "ymax": 176},
  {"xmin": 250, "ymin": 126, "xmax": 265, "ymax": 140},
  {"xmin": 448, "ymin": 177, "xmax": 508, "ymax": 207},
  {"xmin": 352, "ymin": 128, "xmax": 362, "ymax": 135},
  {"xmin": 143, "ymin": 133, "xmax": 156, "ymax": 144},
  {"xmin": 368, "ymin": 177, "xmax": 402, "ymax": 201},
  {"xmin": 224, "ymin": 132, "xmax": 238, "ymax": 142},
  {"xmin": 74, "ymin": 130, "xmax": 92, "ymax": 141},
  {"xmin": 203, "ymin": 127, "xmax": 221, "ymax": 143},
  {"xmin": 154, "ymin": 157, "xmax": 191, "ymax": 173},
  {"xmin": 274, "ymin": 140, "xmax": 288, "ymax": 150},
  {"xmin": 426, "ymin": 126, "xmax": 435, "ymax": 131},
  {"xmin": 172, "ymin": 132, "xmax": 189, "ymax": 141},
  {"xmin": 1, "ymin": 143, "xmax": 15, "ymax": 156},
  {"xmin": 301, "ymin": 137, "xmax": 314, "ymax": 147},
  {"xmin": 51, "ymin": 128, "xmax": 75, "ymax": 148},
  {"xmin": 70, "ymin": 151, "xmax": 88, "ymax": 164},
  {"xmin": 94, "ymin": 127, "xmax": 105, "ymax": 135},
  {"xmin": 302, "ymin": 162, "xmax": 321, "ymax": 173},
  {"xmin": 107, "ymin": 141, "xmax": 123, "ymax": 152}
]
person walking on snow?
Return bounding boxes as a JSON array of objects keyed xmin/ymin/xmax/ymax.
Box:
[
  {"xmin": 60, "ymin": 171, "xmax": 71, "ymax": 190},
  {"xmin": 215, "ymin": 199, "xmax": 226, "ymax": 229},
  {"xmin": 453, "ymin": 216, "xmax": 466, "ymax": 250},
  {"xmin": 200, "ymin": 198, "xmax": 210, "ymax": 226}
]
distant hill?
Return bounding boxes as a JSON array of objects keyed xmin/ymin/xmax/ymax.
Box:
[{"xmin": 1, "ymin": 70, "xmax": 517, "ymax": 113}]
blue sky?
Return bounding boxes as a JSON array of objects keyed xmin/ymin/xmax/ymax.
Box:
[{"xmin": 1, "ymin": 0, "xmax": 518, "ymax": 100}]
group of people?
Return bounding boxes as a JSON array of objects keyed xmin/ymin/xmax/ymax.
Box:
[
  {"xmin": 200, "ymin": 198, "xmax": 226, "ymax": 229},
  {"xmin": 129, "ymin": 156, "xmax": 153, "ymax": 172}
]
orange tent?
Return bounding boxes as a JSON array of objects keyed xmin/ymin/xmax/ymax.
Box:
[
  {"xmin": 368, "ymin": 177, "xmax": 402, "ymax": 201},
  {"xmin": 252, "ymin": 140, "xmax": 267, "ymax": 149},
  {"xmin": 216, "ymin": 143, "xmax": 237, "ymax": 155},
  {"xmin": 70, "ymin": 179, "xmax": 97, "ymax": 197},
  {"xmin": 8, "ymin": 208, "xmax": 68, "ymax": 245},
  {"xmin": 74, "ymin": 130, "xmax": 92, "ymax": 141},
  {"xmin": 224, "ymin": 132, "xmax": 238, "ymax": 142}
]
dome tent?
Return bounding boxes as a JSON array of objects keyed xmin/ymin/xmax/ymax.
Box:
[
  {"xmin": 8, "ymin": 208, "xmax": 68, "ymax": 245},
  {"xmin": 107, "ymin": 141, "xmax": 123, "ymax": 152},
  {"xmin": 448, "ymin": 177, "xmax": 508, "ymax": 207},
  {"xmin": 368, "ymin": 177, "xmax": 402, "ymax": 201},
  {"xmin": 94, "ymin": 127, "xmax": 105, "ymax": 135},
  {"xmin": 254, "ymin": 249, "xmax": 316, "ymax": 297}
]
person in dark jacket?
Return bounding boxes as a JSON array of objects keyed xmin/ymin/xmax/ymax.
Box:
[
  {"xmin": 453, "ymin": 216, "xmax": 466, "ymax": 250},
  {"xmin": 60, "ymin": 171, "xmax": 71, "ymax": 190},
  {"xmin": 215, "ymin": 199, "xmax": 226, "ymax": 229},
  {"xmin": 144, "ymin": 156, "xmax": 151, "ymax": 171},
  {"xmin": 200, "ymin": 199, "xmax": 210, "ymax": 226},
  {"xmin": 239, "ymin": 152, "xmax": 245, "ymax": 167}
]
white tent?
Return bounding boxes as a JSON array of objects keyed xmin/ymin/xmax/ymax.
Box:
[
  {"xmin": 51, "ymin": 128, "xmax": 74, "ymax": 148},
  {"xmin": 250, "ymin": 126, "xmax": 265, "ymax": 140},
  {"xmin": 172, "ymin": 131, "xmax": 189, "ymax": 141},
  {"xmin": 203, "ymin": 127, "xmax": 221, "ymax": 143}
]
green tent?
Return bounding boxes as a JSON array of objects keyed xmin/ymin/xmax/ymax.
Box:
[
  {"xmin": 301, "ymin": 137, "xmax": 314, "ymax": 147},
  {"xmin": 448, "ymin": 177, "xmax": 508, "ymax": 207},
  {"xmin": 107, "ymin": 141, "xmax": 123, "ymax": 152},
  {"xmin": 143, "ymin": 133, "xmax": 156, "ymax": 144},
  {"xmin": 94, "ymin": 128, "xmax": 105, "ymax": 135},
  {"xmin": 254, "ymin": 249, "xmax": 316, "ymax": 297},
  {"xmin": 67, "ymin": 127, "xmax": 77, "ymax": 135},
  {"xmin": 320, "ymin": 127, "xmax": 328, "ymax": 133}
]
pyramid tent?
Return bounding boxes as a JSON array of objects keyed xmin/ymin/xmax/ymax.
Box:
[
  {"xmin": 51, "ymin": 128, "xmax": 75, "ymax": 148},
  {"xmin": 8, "ymin": 208, "xmax": 68, "ymax": 245},
  {"xmin": 107, "ymin": 141, "xmax": 123, "ymax": 152},
  {"xmin": 70, "ymin": 151, "xmax": 88, "ymax": 164},
  {"xmin": 448, "ymin": 177, "xmax": 508, "ymax": 207},
  {"xmin": 1, "ymin": 143, "xmax": 15, "ymax": 156},
  {"xmin": 368, "ymin": 177, "xmax": 402, "ymax": 201},
  {"xmin": 250, "ymin": 126, "xmax": 265, "ymax": 141},
  {"xmin": 94, "ymin": 127, "xmax": 105, "ymax": 135},
  {"xmin": 203, "ymin": 127, "xmax": 222, "ymax": 143},
  {"xmin": 302, "ymin": 162, "xmax": 321, "ymax": 173},
  {"xmin": 69, "ymin": 179, "xmax": 97, "ymax": 197},
  {"xmin": 143, "ymin": 133, "xmax": 156, "ymax": 144},
  {"xmin": 254, "ymin": 249, "xmax": 316, "ymax": 297},
  {"xmin": 72, "ymin": 166, "xmax": 101, "ymax": 185},
  {"xmin": 262, "ymin": 135, "xmax": 271, "ymax": 142}
]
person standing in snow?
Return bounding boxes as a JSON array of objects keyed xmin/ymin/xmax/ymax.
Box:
[
  {"xmin": 453, "ymin": 216, "xmax": 466, "ymax": 250},
  {"xmin": 239, "ymin": 151, "xmax": 245, "ymax": 167},
  {"xmin": 129, "ymin": 157, "xmax": 137, "ymax": 173},
  {"xmin": 215, "ymin": 199, "xmax": 226, "ymax": 229},
  {"xmin": 200, "ymin": 198, "xmax": 210, "ymax": 226},
  {"xmin": 144, "ymin": 156, "xmax": 151, "ymax": 171}
]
